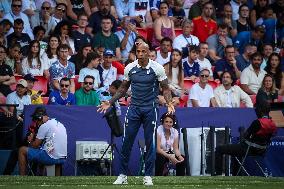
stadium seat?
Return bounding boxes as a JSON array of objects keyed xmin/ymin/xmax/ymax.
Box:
[
  {"xmin": 175, "ymin": 28, "xmax": 183, "ymax": 36},
  {"xmin": 277, "ymin": 96, "xmax": 283, "ymax": 102},
  {"xmin": 179, "ymin": 95, "xmax": 189, "ymax": 107},
  {"xmin": 137, "ymin": 28, "xmax": 148, "ymax": 40},
  {"xmin": 250, "ymin": 95, "xmax": 257, "ymax": 105},
  {"xmin": 208, "ymin": 80, "xmax": 219, "ymax": 89},
  {"xmin": 146, "ymin": 27, "xmax": 154, "ymax": 42},
  {"xmin": 183, "ymin": 79, "xmax": 195, "ymax": 91},
  {"xmin": 42, "ymin": 97, "xmax": 49, "ymax": 105},
  {"xmin": 34, "ymin": 76, "xmax": 48, "ymax": 95},
  {"xmin": 74, "ymin": 75, "xmax": 81, "ymax": 90}
]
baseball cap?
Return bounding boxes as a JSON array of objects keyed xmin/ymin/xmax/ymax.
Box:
[
  {"xmin": 103, "ymin": 49, "xmax": 114, "ymax": 57},
  {"xmin": 17, "ymin": 79, "xmax": 28, "ymax": 88},
  {"xmin": 31, "ymin": 106, "xmax": 47, "ymax": 120},
  {"xmin": 23, "ymin": 74, "xmax": 38, "ymax": 82}
]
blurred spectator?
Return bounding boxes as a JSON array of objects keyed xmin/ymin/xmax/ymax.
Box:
[
  {"xmin": 229, "ymin": 0, "xmax": 242, "ymax": 21},
  {"xmin": 5, "ymin": 43, "xmax": 22, "ymax": 73},
  {"xmin": 48, "ymin": 77, "xmax": 76, "ymax": 105},
  {"xmin": 192, "ymin": 2, "xmax": 217, "ymax": 43},
  {"xmin": 127, "ymin": 0, "xmax": 152, "ymax": 28},
  {"xmin": 35, "ymin": 1, "xmax": 57, "ymax": 37},
  {"xmin": 72, "ymin": 13, "xmax": 93, "ymax": 53},
  {"xmin": 188, "ymin": 68, "xmax": 218, "ymax": 107},
  {"xmin": 235, "ymin": 43, "xmax": 257, "ymax": 71},
  {"xmin": 183, "ymin": 45, "xmax": 200, "ymax": 80},
  {"xmin": 236, "ymin": 4, "xmax": 251, "ymax": 33},
  {"xmin": 260, "ymin": 7, "xmax": 277, "ymax": 44},
  {"xmin": 0, "ymin": 45, "xmax": 15, "ymax": 97},
  {"xmin": 35, "ymin": 0, "xmax": 56, "ymax": 10},
  {"xmin": 115, "ymin": 16, "xmax": 138, "ymax": 63},
  {"xmin": 152, "ymin": 2, "xmax": 175, "ymax": 48},
  {"xmin": 52, "ymin": 3, "xmax": 67, "ymax": 24},
  {"xmin": 66, "ymin": 0, "xmax": 91, "ymax": 22},
  {"xmin": 21, "ymin": 40, "xmax": 49, "ymax": 77},
  {"xmin": 250, "ymin": 0, "xmax": 269, "ymax": 28},
  {"xmin": 172, "ymin": 19, "xmax": 199, "ymax": 58},
  {"xmin": 256, "ymin": 74, "xmax": 279, "ymax": 104},
  {"xmin": 260, "ymin": 43, "xmax": 274, "ymax": 70},
  {"xmin": 156, "ymin": 37, "xmax": 172, "ymax": 66},
  {"xmin": 163, "ymin": 49, "xmax": 184, "ymax": 97},
  {"xmin": 53, "ymin": 20, "xmax": 75, "ymax": 54},
  {"xmin": 214, "ymin": 45, "xmax": 240, "ymax": 80},
  {"xmin": 69, "ymin": 43, "xmax": 92, "ymax": 74},
  {"xmin": 0, "ymin": 19, "xmax": 13, "ymax": 37},
  {"xmin": 172, "ymin": 0, "xmax": 186, "ymax": 28},
  {"xmin": 0, "ymin": 0, "xmax": 11, "ymax": 18},
  {"xmin": 217, "ymin": 3, "xmax": 237, "ymax": 37},
  {"xmin": 33, "ymin": 26, "xmax": 48, "ymax": 57},
  {"xmin": 214, "ymin": 71, "xmax": 253, "ymax": 107},
  {"xmin": 188, "ymin": 0, "xmax": 212, "ymax": 20},
  {"xmin": 3, "ymin": 0, "xmax": 33, "ymax": 39},
  {"xmin": 97, "ymin": 49, "xmax": 117, "ymax": 89},
  {"xmin": 240, "ymin": 52, "xmax": 266, "ymax": 95},
  {"xmin": 78, "ymin": 51, "xmax": 101, "ymax": 89},
  {"xmin": 6, "ymin": 18, "xmax": 31, "ymax": 56},
  {"xmin": 234, "ymin": 25, "xmax": 265, "ymax": 54},
  {"xmin": 150, "ymin": 7, "xmax": 160, "ymax": 22},
  {"xmin": 6, "ymin": 79, "xmax": 31, "ymax": 120},
  {"xmin": 49, "ymin": 44, "xmax": 75, "ymax": 93},
  {"xmin": 149, "ymin": 48, "xmax": 157, "ymax": 61},
  {"xmin": 41, "ymin": 35, "xmax": 59, "ymax": 69},
  {"xmin": 92, "ymin": 15, "xmax": 121, "ymax": 60},
  {"xmin": 197, "ymin": 42, "xmax": 213, "ymax": 78},
  {"xmin": 0, "ymin": 34, "xmax": 6, "ymax": 47},
  {"xmin": 87, "ymin": 0, "xmax": 117, "ymax": 35},
  {"xmin": 24, "ymin": 74, "xmax": 43, "ymax": 104},
  {"xmin": 264, "ymin": 53, "xmax": 284, "ymax": 94},
  {"xmin": 22, "ymin": 0, "xmax": 38, "ymax": 28},
  {"xmin": 75, "ymin": 75, "xmax": 100, "ymax": 105},
  {"xmin": 270, "ymin": 0, "xmax": 284, "ymax": 19},
  {"xmin": 207, "ymin": 23, "xmax": 233, "ymax": 62}
]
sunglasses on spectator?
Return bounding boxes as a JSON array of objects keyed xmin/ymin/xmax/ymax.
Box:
[
  {"xmin": 84, "ymin": 82, "xmax": 93, "ymax": 85},
  {"xmin": 200, "ymin": 74, "xmax": 209, "ymax": 78},
  {"xmin": 60, "ymin": 84, "xmax": 69, "ymax": 88},
  {"xmin": 42, "ymin": 6, "xmax": 50, "ymax": 10},
  {"xmin": 57, "ymin": 7, "xmax": 66, "ymax": 12},
  {"xmin": 12, "ymin": 4, "xmax": 22, "ymax": 8}
]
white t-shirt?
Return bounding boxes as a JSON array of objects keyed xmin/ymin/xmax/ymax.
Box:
[
  {"xmin": 157, "ymin": 125, "xmax": 179, "ymax": 152},
  {"xmin": 188, "ymin": 83, "xmax": 214, "ymax": 107},
  {"xmin": 21, "ymin": 57, "xmax": 48, "ymax": 76},
  {"xmin": 41, "ymin": 52, "xmax": 58, "ymax": 69},
  {"xmin": 36, "ymin": 118, "xmax": 67, "ymax": 159},
  {"xmin": 78, "ymin": 67, "xmax": 101, "ymax": 89},
  {"xmin": 197, "ymin": 58, "xmax": 213, "ymax": 76},
  {"xmin": 101, "ymin": 65, "xmax": 117, "ymax": 88},
  {"xmin": 172, "ymin": 34, "xmax": 200, "ymax": 52},
  {"xmin": 156, "ymin": 51, "xmax": 171, "ymax": 66},
  {"xmin": 6, "ymin": 92, "xmax": 31, "ymax": 116}
]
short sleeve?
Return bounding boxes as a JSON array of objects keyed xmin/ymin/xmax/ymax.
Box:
[
  {"xmin": 240, "ymin": 69, "xmax": 249, "ymax": 84},
  {"xmin": 36, "ymin": 124, "xmax": 48, "ymax": 140},
  {"xmin": 124, "ymin": 61, "xmax": 137, "ymax": 81},
  {"xmin": 78, "ymin": 69, "xmax": 85, "ymax": 83},
  {"xmin": 206, "ymin": 35, "xmax": 216, "ymax": 50},
  {"xmin": 153, "ymin": 62, "xmax": 167, "ymax": 82}
]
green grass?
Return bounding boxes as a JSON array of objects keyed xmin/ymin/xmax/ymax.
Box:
[{"xmin": 0, "ymin": 176, "xmax": 284, "ymax": 189}]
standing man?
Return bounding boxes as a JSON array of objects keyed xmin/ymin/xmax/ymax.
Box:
[
  {"xmin": 97, "ymin": 41, "xmax": 174, "ymax": 186},
  {"xmin": 18, "ymin": 107, "xmax": 67, "ymax": 175}
]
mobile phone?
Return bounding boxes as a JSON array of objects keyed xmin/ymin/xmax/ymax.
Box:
[{"xmin": 37, "ymin": 90, "xmax": 43, "ymax": 95}]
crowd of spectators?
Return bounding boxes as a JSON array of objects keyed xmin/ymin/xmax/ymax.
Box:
[{"xmin": 0, "ymin": 0, "xmax": 284, "ymax": 114}]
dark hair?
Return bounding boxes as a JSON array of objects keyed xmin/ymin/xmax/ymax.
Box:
[
  {"xmin": 159, "ymin": 1, "xmax": 169, "ymax": 8},
  {"xmin": 74, "ymin": 43, "xmax": 92, "ymax": 69},
  {"xmin": 31, "ymin": 107, "xmax": 47, "ymax": 121},
  {"xmin": 60, "ymin": 77, "xmax": 71, "ymax": 84},
  {"xmin": 101, "ymin": 15, "xmax": 113, "ymax": 23},
  {"xmin": 161, "ymin": 37, "xmax": 173, "ymax": 45},
  {"xmin": 84, "ymin": 75, "xmax": 95, "ymax": 82},
  {"xmin": 46, "ymin": 34, "xmax": 60, "ymax": 59},
  {"xmin": 255, "ymin": 100, "xmax": 271, "ymax": 118},
  {"xmin": 110, "ymin": 80, "xmax": 122, "ymax": 89},
  {"xmin": 218, "ymin": 23, "xmax": 229, "ymax": 30},
  {"xmin": 188, "ymin": 45, "xmax": 200, "ymax": 53},
  {"xmin": 264, "ymin": 53, "xmax": 282, "ymax": 88},
  {"xmin": 53, "ymin": 20, "xmax": 72, "ymax": 38},
  {"xmin": 0, "ymin": 19, "xmax": 13, "ymax": 27},
  {"xmin": 238, "ymin": 4, "xmax": 249, "ymax": 13},
  {"xmin": 56, "ymin": 3, "xmax": 67, "ymax": 9},
  {"xmin": 0, "ymin": 44, "xmax": 7, "ymax": 54},
  {"xmin": 14, "ymin": 18, "xmax": 24, "ymax": 26},
  {"xmin": 9, "ymin": 42, "xmax": 21, "ymax": 49},
  {"xmin": 27, "ymin": 40, "xmax": 41, "ymax": 70},
  {"xmin": 78, "ymin": 12, "xmax": 88, "ymax": 19},
  {"xmin": 250, "ymin": 52, "xmax": 263, "ymax": 61},
  {"xmin": 56, "ymin": 43, "xmax": 70, "ymax": 56},
  {"xmin": 202, "ymin": 1, "xmax": 214, "ymax": 9},
  {"xmin": 160, "ymin": 113, "xmax": 178, "ymax": 128},
  {"xmin": 33, "ymin": 25, "xmax": 46, "ymax": 36},
  {"xmin": 220, "ymin": 71, "xmax": 235, "ymax": 85},
  {"xmin": 84, "ymin": 51, "xmax": 100, "ymax": 66},
  {"xmin": 166, "ymin": 49, "xmax": 183, "ymax": 86}
]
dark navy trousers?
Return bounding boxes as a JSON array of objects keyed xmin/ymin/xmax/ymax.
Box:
[{"xmin": 119, "ymin": 105, "xmax": 158, "ymax": 176}]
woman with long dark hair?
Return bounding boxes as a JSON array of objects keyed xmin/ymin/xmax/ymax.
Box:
[
  {"xmin": 41, "ymin": 35, "xmax": 60, "ymax": 69},
  {"xmin": 21, "ymin": 40, "xmax": 48, "ymax": 77},
  {"xmin": 264, "ymin": 53, "xmax": 284, "ymax": 94},
  {"xmin": 250, "ymin": 0, "xmax": 269, "ymax": 27},
  {"xmin": 163, "ymin": 49, "xmax": 184, "ymax": 97}
]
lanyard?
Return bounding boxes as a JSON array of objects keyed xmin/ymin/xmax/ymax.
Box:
[{"xmin": 183, "ymin": 34, "xmax": 193, "ymax": 46}]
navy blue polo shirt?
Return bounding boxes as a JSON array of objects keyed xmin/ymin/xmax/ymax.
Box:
[
  {"xmin": 183, "ymin": 61, "xmax": 200, "ymax": 78},
  {"xmin": 214, "ymin": 59, "xmax": 236, "ymax": 80},
  {"xmin": 124, "ymin": 59, "xmax": 167, "ymax": 107},
  {"xmin": 72, "ymin": 30, "xmax": 93, "ymax": 52}
]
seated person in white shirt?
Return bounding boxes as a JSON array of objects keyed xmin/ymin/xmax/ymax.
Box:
[
  {"xmin": 188, "ymin": 68, "xmax": 218, "ymax": 107},
  {"xmin": 156, "ymin": 37, "xmax": 172, "ymax": 66},
  {"xmin": 214, "ymin": 71, "xmax": 253, "ymax": 107}
]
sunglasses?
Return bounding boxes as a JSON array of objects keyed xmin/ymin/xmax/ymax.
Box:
[
  {"xmin": 84, "ymin": 82, "xmax": 93, "ymax": 85},
  {"xmin": 60, "ymin": 84, "xmax": 69, "ymax": 88},
  {"xmin": 42, "ymin": 6, "xmax": 50, "ymax": 10},
  {"xmin": 57, "ymin": 7, "xmax": 66, "ymax": 12},
  {"xmin": 12, "ymin": 4, "xmax": 22, "ymax": 8},
  {"xmin": 200, "ymin": 74, "xmax": 209, "ymax": 78}
]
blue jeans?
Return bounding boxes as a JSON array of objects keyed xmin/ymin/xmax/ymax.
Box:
[
  {"xmin": 27, "ymin": 148, "xmax": 65, "ymax": 165},
  {"xmin": 120, "ymin": 106, "xmax": 158, "ymax": 176}
]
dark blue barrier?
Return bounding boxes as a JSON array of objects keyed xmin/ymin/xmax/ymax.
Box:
[{"xmin": 23, "ymin": 106, "xmax": 284, "ymax": 176}]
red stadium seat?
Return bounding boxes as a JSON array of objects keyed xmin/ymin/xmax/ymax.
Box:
[
  {"xmin": 179, "ymin": 95, "xmax": 189, "ymax": 107},
  {"xmin": 208, "ymin": 80, "xmax": 219, "ymax": 89},
  {"xmin": 183, "ymin": 79, "xmax": 195, "ymax": 91},
  {"xmin": 146, "ymin": 27, "xmax": 154, "ymax": 42},
  {"xmin": 175, "ymin": 28, "xmax": 183, "ymax": 36},
  {"xmin": 137, "ymin": 28, "xmax": 148, "ymax": 40},
  {"xmin": 42, "ymin": 97, "xmax": 49, "ymax": 105},
  {"xmin": 250, "ymin": 95, "xmax": 256, "ymax": 105},
  {"xmin": 74, "ymin": 75, "xmax": 81, "ymax": 90},
  {"xmin": 34, "ymin": 76, "xmax": 48, "ymax": 95}
]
